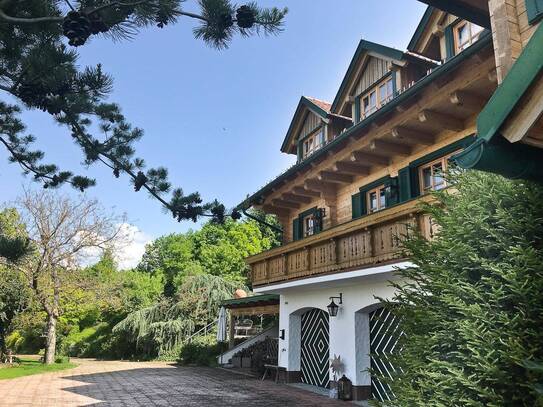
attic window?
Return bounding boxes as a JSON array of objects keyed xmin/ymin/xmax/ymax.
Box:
[
  {"xmin": 358, "ymin": 76, "xmax": 394, "ymax": 121},
  {"xmin": 454, "ymin": 21, "xmax": 483, "ymax": 53},
  {"xmin": 302, "ymin": 128, "xmax": 326, "ymax": 159}
]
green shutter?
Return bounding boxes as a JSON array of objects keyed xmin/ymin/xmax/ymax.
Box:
[
  {"xmin": 398, "ymin": 167, "xmax": 412, "ymax": 202},
  {"xmin": 352, "ymin": 192, "xmax": 362, "ymax": 219},
  {"xmin": 297, "ymin": 140, "xmax": 303, "ymax": 162},
  {"xmin": 444, "ymin": 25, "xmax": 455, "ymax": 60},
  {"xmin": 409, "ymin": 165, "xmax": 420, "ymax": 198},
  {"xmin": 293, "ymin": 218, "xmax": 300, "ymax": 241},
  {"xmin": 526, "ymin": 0, "xmax": 543, "ymax": 24},
  {"xmin": 314, "ymin": 209, "xmax": 322, "ymax": 233}
]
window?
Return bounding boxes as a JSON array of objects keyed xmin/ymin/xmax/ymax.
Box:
[
  {"xmin": 302, "ymin": 128, "xmax": 326, "ymax": 159},
  {"xmin": 303, "ymin": 213, "xmax": 317, "ymax": 237},
  {"xmin": 367, "ymin": 185, "xmax": 387, "ymax": 213},
  {"xmin": 419, "ymin": 155, "xmax": 452, "ymax": 193},
  {"xmin": 454, "ymin": 21, "xmax": 483, "ymax": 53},
  {"xmin": 300, "ymin": 208, "xmax": 324, "ymax": 237},
  {"xmin": 526, "ymin": 0, "xmax": 543, "ymax": 24},
  {"xmin": 358, "ymin": 77, "xmax": 395, "ymax": 120}
]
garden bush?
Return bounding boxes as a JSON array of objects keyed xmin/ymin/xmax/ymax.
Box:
[{"xmin": 177, "ymin": 335, "xmax": 227, "ymax": 367}]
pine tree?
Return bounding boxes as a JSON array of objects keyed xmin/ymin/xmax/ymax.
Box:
[
  {"xmin": 372, "ymin": 171, "xmax": 543, "ymax": 406},
  {"xmin": 0, "ymin": 0, "xmax": 287, "ymax": 223}
]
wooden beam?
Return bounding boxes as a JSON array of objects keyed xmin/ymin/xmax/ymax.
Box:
[
  {"xmin": 292, "ymin": 186, "xmax": 320, "ymax": 198},
  {"xmin": 418, "ymin": 110, "xmax": 464, "ymax": 131},
  {"xmin": 391, "ymin": 127, "xmax": 435, "ymax": 146},
  {"xmin": 318, "ymin": 171, "xmax": 353, "ymax": 184},
  {"xmin": 350, "ymin": 151, "xmax": 389, "ymax": 166},
  {"xmin": 449, "ymin": 91, "xmax": 486, "ymax": 110},
  {"xmin": 282, "ymin": 193, "xmax": 311, "ymax": 204},
  {"xmin": 332, "ymin": 161, "xmax": 370, "ymax": 176},
  {"xmin": 271, "ymin": 199, "xmax": 300, "ymax": 210},
  {"xmin": 305, "ymin": 179, "xmax": 337, "ymax": 195},
  {"xmin": 370, "ymin": 139, "xmax": 411, "ymax": 156}
]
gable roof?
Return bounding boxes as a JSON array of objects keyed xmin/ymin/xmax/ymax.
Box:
[
  {"xmin": 407, "ymin": 6, "xmax": 436, "ymax": 52},
  {"xmin": 330, "ymin": 39, "xmax": 435, "ymax": 114},
  {"xmin": 280, "ymin": 96, "xmax": 348, "ymax": 154}
]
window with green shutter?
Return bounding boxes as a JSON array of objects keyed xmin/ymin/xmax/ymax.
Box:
[
  {"xmin": 444, "ymin": 25, "xmax": 455, "ymax": 60},
  {"xmin": 526, "ymin": 0, "xmax": 543, "ymax": 24},
  {"xmin": 292, "ymin": 218, "xmax": 300, "ymax": 241},
  {"xmin": 352, "ymin": 192, "xmax": 362, "ymax": 219}
]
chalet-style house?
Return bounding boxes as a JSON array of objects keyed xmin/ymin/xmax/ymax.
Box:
[{"xmin": 236, "ymin": 0, "xmax": 543, "ymax": 402}]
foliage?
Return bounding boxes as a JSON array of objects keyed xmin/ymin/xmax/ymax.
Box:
[
  {"xmin": 0, "ymin": 209, "xmax": 32, "ymax": 355},
  {"xmin": 138, "ymin": 217, "xmax": 280, "ymax": 293},
  {"xmin": 0, "ymin": 357, "xmax": 76, "ymax": 380},
  {"xmin": 113, "ymin": 273, "xmax": 242, "ymax": 358},
  {"xmin": 371, "ymin": 171, "xmax": 543, "ymax": 406},
  {"xmin": 178, "ymin": 334, "xmax": 226, "ymax": 366},
  {"xmin": 0, "ymin": 0, "xmax": 286, "ymax": 223}
]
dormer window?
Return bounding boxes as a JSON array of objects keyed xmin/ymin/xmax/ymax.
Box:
[
  {"xmin": 454, "ymin": 21, "xmax": 483, "ymax": 53},
  {"xmin": 302, "ymin": 128, "xmax": 326, "ymax": 159},
  {"xmin": 357, "ymin": 76, "xmax": 395, "ymax": 121}
]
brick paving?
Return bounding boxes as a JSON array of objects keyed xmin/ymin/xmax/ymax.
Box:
[{"xmin": 0, "ymin": 358, "xmax": 349, "ymax": 406}]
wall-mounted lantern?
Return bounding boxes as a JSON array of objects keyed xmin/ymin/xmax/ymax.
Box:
[
  {"xmin": 279, "ymin": 329, "xmax": 285, "ymax": 340},
  {"xmin": 327, "ymin": 293, "xmax": 343, "ymax": 317}
]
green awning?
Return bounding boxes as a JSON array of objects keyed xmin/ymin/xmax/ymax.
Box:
[
  {"xmin": 453, "ymin": 22, "xmax": 543, "ymax": 182},
  {"xmin": 222, "ymin": 294, "xmax": 279, "ymax": 309}
]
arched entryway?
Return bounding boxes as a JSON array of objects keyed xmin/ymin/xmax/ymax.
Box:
[{"xmin": 300, "ymin": 308, "xmax": 330, "ymax": 388}]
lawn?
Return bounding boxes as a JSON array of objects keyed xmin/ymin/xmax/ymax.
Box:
[{"xmin": 0, "ymin": 358, "xmax": 77, "ymax": 380}]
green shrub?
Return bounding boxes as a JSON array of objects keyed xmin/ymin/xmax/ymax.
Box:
[
  {"xmin": 372, "ymin": 171, "xmax": 543, "ymax": 406},
  {"xmin": 177, "ymin": 335, "xmax": 227, "ymax": 367},
  {"xmin": 55, "ymin": 355, "xmax": 70, "ymax": 364},
  {"xmin": 5, "ymin": 331, "xmax": 24, "ymax": 352}
]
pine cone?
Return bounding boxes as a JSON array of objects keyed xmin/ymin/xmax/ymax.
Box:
[
  {"xmin": 134, "ymin": 171, "xmax": 148, "ymax": 192},
  {"xmin": 219, "ymin": 13, "xmax": 234, "ymax": 30},
  {"xmin": 62, "ymin": 11, "xmax": 91, "ymax": 46},
  {"xmin": 236, "ymin": 5, "xmax": 256, "ymax": 29}
]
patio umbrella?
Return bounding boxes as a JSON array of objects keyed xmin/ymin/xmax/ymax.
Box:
[{"xmin": 216, "ymin": 306, "xmax": 227, "ymax": 342}]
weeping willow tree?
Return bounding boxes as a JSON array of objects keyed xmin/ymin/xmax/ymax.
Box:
[{"xmin": 113, "ymin": 273, "xmax": 244, "ymax": 357}]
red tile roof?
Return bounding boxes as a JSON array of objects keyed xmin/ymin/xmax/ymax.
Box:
[{"xmin": 305, "ymin": 96, "xmax": 332, "ymax": 113}]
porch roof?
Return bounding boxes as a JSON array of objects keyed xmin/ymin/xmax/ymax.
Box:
[{"xmin": 222, "ymin": 294, "xmax": 280, "ymax": 309}]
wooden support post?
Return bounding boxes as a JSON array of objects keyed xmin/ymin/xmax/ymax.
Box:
[{"xmin": 228, "ymin": 311, "xmax": 235, "ymax": 350}]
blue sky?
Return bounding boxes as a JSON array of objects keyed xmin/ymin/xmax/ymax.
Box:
[{"xmin": 1, "ymin": 0, "xmax": 426, "ymax": 264}]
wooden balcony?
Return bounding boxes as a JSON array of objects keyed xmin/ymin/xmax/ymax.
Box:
[{"xmin": 247, "ymin": 197, "xmax": 435, "ymax": 287}]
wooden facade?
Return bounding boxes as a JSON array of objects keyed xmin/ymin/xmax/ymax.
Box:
[{"xmin": 242, "ymin": 2, "xmax": 543, "ymax": 288}]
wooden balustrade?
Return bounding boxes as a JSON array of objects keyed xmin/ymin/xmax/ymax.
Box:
[{"xmin": 247, "ymin": 198, "xmax": 434, "ymax": 287}]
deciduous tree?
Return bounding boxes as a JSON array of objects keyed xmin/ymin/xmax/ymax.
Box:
[{"xmin": 9, "ymin": 190, "xmax": 122, "ymax": 364}]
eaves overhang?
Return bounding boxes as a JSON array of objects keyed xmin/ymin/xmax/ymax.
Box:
[
  {"xmin": 407, "ymin": 6, "xmax": 436, "ymax": 53},
  {"xmin": 453, "ymin": 23, "xmax": 543, "ymax": 182},
  {"xmin": 415, "ymin": 0, "xmax": 491, "ymax": 28},
  {"xmin": 238, "ymin": 32, "xmax": 493, "ymax": 210}
]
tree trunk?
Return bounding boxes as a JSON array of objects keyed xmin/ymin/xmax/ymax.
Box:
[
  {"xmin": 44, "ymin": 313, "xmax": 56, "ymax": 365},
  {"xmin": 0, "ymin": 324, "xmax": 6, "ymax": 360}
]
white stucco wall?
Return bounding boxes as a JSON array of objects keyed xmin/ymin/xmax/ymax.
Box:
[{"xmin": 257, "ymin": 262, "xmax": 409, "ymax": 387}]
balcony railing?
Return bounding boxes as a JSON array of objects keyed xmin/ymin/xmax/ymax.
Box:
[{"xmin": 247, "ymin": 197, "xmax": 435, "ymax": 287}]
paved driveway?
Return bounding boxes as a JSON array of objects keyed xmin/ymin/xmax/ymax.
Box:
[{"xmin": 0, "ymin": 359, "xmax": 349, "ymax": 406}]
